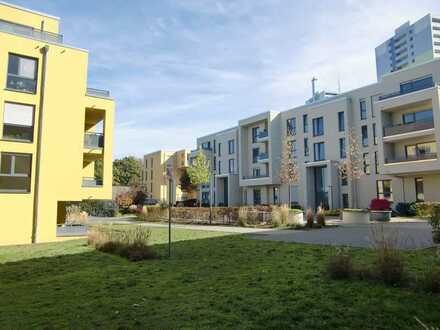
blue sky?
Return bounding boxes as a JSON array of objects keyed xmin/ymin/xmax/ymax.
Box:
[{"xmin": 10, "ymin": 0, "xmax": 440, "ymax": 158}]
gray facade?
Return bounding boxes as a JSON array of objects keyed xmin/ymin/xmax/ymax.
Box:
[{"xmin": 375, "ymin": 14, "xmax": 440, "ymax": 80}]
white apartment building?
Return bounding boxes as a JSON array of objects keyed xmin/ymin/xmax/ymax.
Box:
[
  {"xmin": 376, "ymin": 14, "xmax": 440, "ymax": 79},
  {"xmin": 193, "ymin": 58, "xmax": 440, "ymax": 210}
]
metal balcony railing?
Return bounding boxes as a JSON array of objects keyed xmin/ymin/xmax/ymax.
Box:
[
  {"xmin": 84, "ymin": 132, "xmax": 104, "ymax": 148},
  {"xmin": 385, "ymin": 152, "xmax": 437, "ymax": 164},
  {"xmin": 82, "ymin": 177, "xmax": 103, "ymax": 187},
  {"xmin": 383, "ymin": 119, "xmax": 434, "ymax": 137},
  {"xmin": 0, "ymin": 19, "xmax": 63, "ymax": 43},
  {"xmin": 86, "ymin": 87, "xmax": 111, "ymax": 98}
]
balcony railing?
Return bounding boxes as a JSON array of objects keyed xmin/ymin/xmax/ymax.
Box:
[
  {"xmin": 86, "ymin": 88, "xmax": 111, "ymax": 98},
  {"xmin": 383, "ymin": 119, "xmax": 435, "ymax": 137},
  {"xmin": 0, "ymin": 19, "xmax": 63, "ymax": 43},
  {"xmin": 257, "ymin": 130, "xmax": 268, "ymax": 139},
  {"xmin": 82, "ymin": 177, "xmax": 103, "ymax": 187},
  {"xmin": 258, "ymin": 153, "xmax": 269, "ymax": 161},
  {"xmin": 6, "ymin": 74, "xmax": 37, "ymax": 93},
  {"xmin": 84, "ymin": 132, "xmax": 104, "ymax": 148},
  {"xmin": 378, "ymin": 80, "xmax": 434, "ymax": 101},
  {"xmin": 385, "ymin": 153, "xmax": 437, "ymax": 164},
  {"xmin": 242, "ymin": 174, "xmax": 269, "ymax": 180}
]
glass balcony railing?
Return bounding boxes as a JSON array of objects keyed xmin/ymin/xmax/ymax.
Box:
[
  {"xmin": 383, "ymin": 119, "xmax": 434, "ymax": 137},
  {"xmin": 258, "ymin": 153, "xmax": 269, "ymax": 161},
  {"xmin": 84, "ymin": 132, "xmax": 104, "ymax": 148},
  {"xmin": 385, "ymin": 152, "xmax": 437, "ymax": 164},
  {"xmin": 257, "ymin": 130, "xmax": 268, "ymax": 139},
  {"xmin": 82, "ymin": 177, "xmax": 103, "ymax": 187},
  {"xmin": 242, "ymin": 173, "xmax": 269, "ymax": 180},
  {"xmin": 379, "ymin": 77, "xmax": 434, "ymax": 101},
  {"xmin": 6, "ymin": 74, "xmax": 37, "ymax": 93},
  {"xmin": 86, "ymin": 87, "xmax": 111, "ymax": 98},
  {"xmin": 0, "ymin": 19, "xmax": 63, "ymax": 43}
]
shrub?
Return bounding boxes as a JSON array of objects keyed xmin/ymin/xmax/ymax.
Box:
[
  {"xmin": 420, "ymin": 265, "xmax": 440, "ymax": 294},
  {"xmin": 238, "ymin": 207, "xmax": 248, "ymax": 227},
  {"xmin": 324, "ymin": 209, "xmax": 341, "ymax": 217},
  {"xmin": 327, "ymin": 248, "xmax": 353, "ymax": 280},
  {"xmin": 395, "ymin": 202, "xmax": 417, "ymax": 217},
  {"xmin": 88, "ymin": 225, "xmax": 156, "ymax": 261},
  {"xmin": 415, "ymin": 202, "xmax": 440, "ymax": 218},
  {"xmin": 370, "ymin": 198, "xmax": 391, "ymax": 211},
  {"xmin": 115, "ymin": 192, "xmax": 133, "ymax": 211},
  {"xmin": 429, "ymin": 204, "xmax": 440, "ymax": 232},
  {"xmin": 316, "ymin": 206, "xmax": 326, "ymax": 227},
  {"xmin": 305, "ymin": 208, "xmax": 314, "ymax": 228},
  {"xmin": 65, "ymin": 204, "xmax": 88, "ymax": 225},
  {"xmin": 80, "ymin": 199, "xmax": 118, "ymax": 217}
]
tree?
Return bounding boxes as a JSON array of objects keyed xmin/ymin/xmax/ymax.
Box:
[
  {"xmin": 179, "ymin": 168, "xmax": 196, "ymax": 193},
  {"xmin": 187, "ymin": 152, "xmax": 211, "ymax": 207},
  {"xmin": 279, "ymin": 138, "xmax": 300, "ymax": 207},
  {"xmin": 113, "ymin": 156, "xmax": 142, "ymax": 186},
  {"xmin": 337, "ymin": 128, "xmax": 364, "ymax": 208}
]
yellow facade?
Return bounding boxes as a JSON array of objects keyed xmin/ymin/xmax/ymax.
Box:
[
  {"xmin": 0, "ymin": 3, "xmax": 114, "ymax": 245},
  {"xmin": 141, "ymin": 150, "xmax": 192, "ymax": 203}
]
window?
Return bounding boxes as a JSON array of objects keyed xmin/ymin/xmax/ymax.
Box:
[
  {"xmin": 312, "ymin": 117, "xmax": 324, "ymax": 136},
  {"xmin": 252, "ymin": 148, "xmax": 259, "ymax": 163},
  {"xmin": 150, "ymin": 182, "xmax": 153, "ymax": 193},
  {"xmin": 213, "ymin": 140, "xmax": 216, "ymax": 153},
  {"xmin": 213, "ymin": 156, "xmax": 216, "ymax": 170},
  {"xmin": 150, "ymin": 170, "xmax": 153, "ymax": 180},
  {"xmin": 252, "ymin": 168, "xmax": 261, "ymax": 177},
  {"xmin": 252, "ymin": 127, "xmax": 258, "ymax": 143},
  {"xmin": 405, "ymin": 141, "xmax": 437, "ymax": 160},
  {"xmin": 201, "ymin": 142, "xmax": 211, "ymax": 150},
  {"xmin": 415, "ymin": 178, "xmax": 424, "ymax": 202},
  {"xmin": 341, "ymin": 176, "xmax": 347, "ymax": 186},
  {"xmin": 7, "ymin": 54, "xmax": 38, "ymax": 93},
  {"xmin": 218, "ymin": 160, "xmax": 221, "ymax": 174},
  {"xmin": 228, "ymin": 159, "xmax": 235, "ymax": 173},
  {"xmin": 218, "ymin": 143, "xmax": 221, "ymax": 156},
  {"xmin": 338, "ymin": 111, "xmax": 345, "ymax": 132},
  {"xmin": 0, "ymin": 153, "xmax": 32, "ymax": 192},
  {"xmin": 303, "ymin": 114, "xmax": 308, "ymax": 133},
  {"xmin": 361, "ymin": 125, "xmax": 368, "ymax": 147},
  {"xmin": 304, "ymin": 138, "xmax": 309, "ymax": 157},
  {"xmin": 228, "ymin": 139, "xmax": 235, "ymax": 154},
  {"xmin": 377, "ymin": 180, "xmax": 393, "ymax": 200},
  {"xmin": 360, "ymin": 100, "xmax": 367, "ymax": 120},
  {"xmin": 150, "ymin": 158, "xmax": 153, "ymax": 167},
  {"xmin": 372, "ymin": 123, "xmax": 377, "ymax": 145},
  {"xmin": 374, "ymin": 151, "xmax": 379, "ymax": 174},
  {"xmin": 313, "ymin": 142, "xmax": 325, "ymax": 161},
  {"xmin": 287, "ymin": 118, "xmax": 296, "ymax": 136},
  {"xmin": 253, "ymin": 189, "xmax": 261, "ymax": 205},
  {"xmin": 339, "ymin": 138, "xmax": 346, "ymax": 159},
  {"xmin": 402, "ymin": 109, "xmax": 433, "ymax": 124},
  {"xmin": 363, "ymin": 152, "xmax": 370, "ymax": 174},
  {"xmin": 291, "ymin": 140, "xmax": 297, "ymax": 158},
  {"xmin": 2, "ymin": 102, "xmax": 34, "ymax": 141}
]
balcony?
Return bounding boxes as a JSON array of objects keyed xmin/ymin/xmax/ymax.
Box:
[
  {"xmin": 385, "ymin": 153, "xmax": 437, "ymax": 164},
  {"xmin": 86, "ymin": 88, "xmax": 111, "ymax": 99},
  {"xmin": 378, "ymin": 78, "xmax": 434, "ymax": 101},
  {"xmin": 6, "ymin": 74, "xmax": 36, "ymax": 94},
  {"xmin": 0, "ymin": 19, "xmax": 63, "ymax": 43},
  {"xmin": 258, "ymin": 152, "xmax": 269, "ymax": 163},
  {"xmin": 383, "ymin": 119, "xmax": 435, "ymax": 137},
  {"xmin": 82, "ymin": 177, "xmax": 103, "ymax": 187},
  {"xmin": 256, "ymin": 130, "xmax": 269, "ymax": 142},
  {"xmin": 84, "ymin": 132, "xmax": 104, "ymax": 149},
  {"xmin": 242, "ymin": 174, "xmax": 269, "ymax": 180}
]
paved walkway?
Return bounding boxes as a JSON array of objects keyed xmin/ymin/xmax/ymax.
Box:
[{"xmin": 248, "ymin": 221, "xmax": 435, "ymax": 250}]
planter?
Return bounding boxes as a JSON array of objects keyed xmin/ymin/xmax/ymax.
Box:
[
  {"xmin": 370, "ymin": 210, "xmax": 391, "ymax": 222},
  {"xmin": 342, "ymin": 209, "xmax": 369, "ymax": 224},
  {"xmin": 288, "ymin": 211, "xmax": 304, "ymax": 225},
  {"xmin": 433, "ymin": 230, "xmax": 440, "ymax": 244}
]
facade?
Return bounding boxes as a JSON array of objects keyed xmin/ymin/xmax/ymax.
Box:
[
  {"xmin": 191, "ymin": 127, "xmax": 240, "ymax": 206},
  {"xmin": 375, "ymin": 14, "xmax": 440, "ymax": 79},
  {"xmin": 194, "ymin": 58, "xmax": 440, "ymax": 210},
  {"xmin": 141, "ymin": 149, "xmax": 191, "ymax": 203},
  {"xmin": 0, "ymin": 2, "xmax": 114, "ymax": 245}
]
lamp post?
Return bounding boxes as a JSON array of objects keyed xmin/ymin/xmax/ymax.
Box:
[{"xmin": 166, "ymin": 165, "xmax": 173, "ymax": 258}]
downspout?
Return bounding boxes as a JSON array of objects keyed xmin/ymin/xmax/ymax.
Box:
[{"xmin": 31, "ymin": 45, "xmax": 49, "ymax": 244}]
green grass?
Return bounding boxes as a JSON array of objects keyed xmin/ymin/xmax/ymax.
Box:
[{"xmin": 0, "ymin": 226, "xmax": 439, "ymax": 329}]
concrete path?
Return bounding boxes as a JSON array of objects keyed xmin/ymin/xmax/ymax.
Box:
[{"xmin": 248, "ymin": 221, "xmax": 435, "ymax": 250}]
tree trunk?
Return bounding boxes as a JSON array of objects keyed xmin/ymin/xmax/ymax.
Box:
[{"xmin": 288, "ymin": 184, "xmax": 291, "ymax": 208}]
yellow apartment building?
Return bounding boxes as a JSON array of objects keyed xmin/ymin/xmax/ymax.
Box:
[
  {"xmin": 0, "ymin": 2, "xmax": 114, "ymax": 245},
  {"xmin": 141, "ymin": 150, "xmax": 193, "ymax": 203}
]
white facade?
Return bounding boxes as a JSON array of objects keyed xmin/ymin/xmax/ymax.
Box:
[{"xmin": 193, "ymin": 58, "xmax": 440, "ymax": 210}]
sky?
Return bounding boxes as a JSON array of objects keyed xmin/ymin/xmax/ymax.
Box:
[{"xmin": 10, "ymin": 0, "xmax": 440, "ymax": 158}]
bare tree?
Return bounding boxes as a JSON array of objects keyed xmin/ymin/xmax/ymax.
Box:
[
  {"xmin": 338, "ymin": 128, "xmax": 364, "ymax": 208},
  {"xmin": 279, "ymin": 138, "xmax": 300, "ymax": 207}
]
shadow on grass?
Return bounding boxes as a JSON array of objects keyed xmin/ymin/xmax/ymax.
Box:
[{"xmin": 0, "ymin": 234, "xmax": 439, "ymax": 329}]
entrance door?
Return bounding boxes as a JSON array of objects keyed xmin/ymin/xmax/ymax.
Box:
[{"xmin": 314, "ymin": 166, "xmax": 328, "ymax": 209}]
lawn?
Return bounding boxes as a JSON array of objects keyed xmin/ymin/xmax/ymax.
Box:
[{"xmin": 0, "ymin": 226, "xmax": 439, "ymax": 329}]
